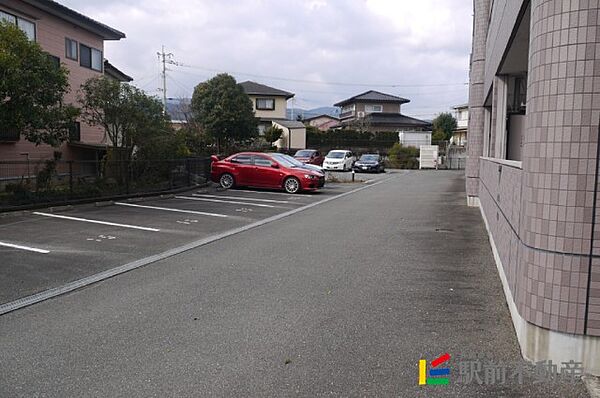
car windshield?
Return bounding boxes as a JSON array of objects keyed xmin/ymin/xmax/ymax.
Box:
[
  {"xmin": 294, "ymin": 150, "xmax": 314, "ymax": 157},
  {"xmin": 327, "ymin": 151, "xmax": 345, "ymax": 159},
  {"xmin": 270, "ymin": 153, "xmax": 303, "ymax": 168},
  {"xmin": 360, "ymin": 155, "xmax": 379, "ymax": 161}
]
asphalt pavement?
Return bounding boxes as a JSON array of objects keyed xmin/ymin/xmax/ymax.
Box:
[{"xmin": 0, "ymin": 171, "xmax": 589, "ymax": 397}]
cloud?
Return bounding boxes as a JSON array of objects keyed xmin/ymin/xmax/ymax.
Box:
[{"xmin": 59, "ymin": 0, "xmax": 472, "ymax": 117}]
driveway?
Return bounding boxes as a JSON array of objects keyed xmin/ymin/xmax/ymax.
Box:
[{"xmin": 0, "ymin": 171, "xmax": 589, "ymax": 397}]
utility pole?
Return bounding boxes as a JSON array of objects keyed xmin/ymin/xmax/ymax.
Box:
[{"xmin": 157, "ymin": 45, "xmax": 174, "ymax": 113}]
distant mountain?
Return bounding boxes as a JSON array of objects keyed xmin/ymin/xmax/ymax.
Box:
[{"xmin": 287, "ymin": 106, "xmax": 340, "ymax": 121}]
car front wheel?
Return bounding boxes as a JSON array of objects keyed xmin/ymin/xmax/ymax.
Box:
[
  {"xmin": 283, "ymin": 177, "xmax": 300, "ymax": 194},
  {"xmin": 219, "ymin": 173, "xmax": 235, "ymax": 189}
]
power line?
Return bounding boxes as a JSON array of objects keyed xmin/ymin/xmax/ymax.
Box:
[
  {"xmin": 168, "ymin": 68, "xmax": 467, "ymax": 100},
  {"xmin": 167, "ymin": 60, "xmax": 467, "ymax": 88}
]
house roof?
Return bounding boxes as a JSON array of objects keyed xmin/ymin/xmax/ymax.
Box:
[
  {"xmin": 453, "ymin": 103, "xmax": 469, "ymax": 110},
  {"xmin": 334, "ymin": 90, "xmax": 410, "ymax": 107},
  {"xmin": 239, "ymin": 81, "xmax": 294, "ymax": 99},
  {"xmin": 358, "ymin": 112, "xmax": 432, "ymax": 128},
  {"xmin": 303, "ymin": 114, "xmax": 339, "ymax": 122},
  {"xmin": 22, "ymin": 0, "xmax": 125, "ymax": 40},
  {"xmin": 103, "ymin": 60, "xmax": 132, "ymax": 82},
  {"xmin": 165, "ymin": 98, "xmax": 191, "ymax": 122},
  {"xmin": 272, "ymin": 119, "xmax": 305, "ymax": 129}
]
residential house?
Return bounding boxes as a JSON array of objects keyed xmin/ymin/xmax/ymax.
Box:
[
  {"xmin": 303, "ymin": 114, "xmax": 340, "ymax": 131},
  {"xmin": 333, "ymin": 90, "xmax": 431, "ymax": 133},
  {"xmin": 467, "ymin": 0, "xmax": 600, "ymax": 374},
  {"xmin": 451, "ymin": 104, "xmax": 468, "ymax": 146},
  {"xmin": 240, "ymin": 81, "xmax": 306, "ymax": 150},
  {"xmin": 0, "ymin": 0, "xmax": 127, "ymax": 162},
  {"xmin": 165, "ymin": 98, "xmax": 192, "ymax": 130}
]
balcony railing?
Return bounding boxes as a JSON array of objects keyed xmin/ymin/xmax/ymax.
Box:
[{"xmin": 339, "ymin": 110, "xmax": 355, "ymax": 119}]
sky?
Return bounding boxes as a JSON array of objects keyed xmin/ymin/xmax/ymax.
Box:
[{"xmin": 60, "ymin": 0, "xmax": 472, "ymax": 119}]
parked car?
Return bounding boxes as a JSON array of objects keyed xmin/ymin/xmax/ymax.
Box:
[
  {"xmin": 293, "ymin": 149, "xmax": 324, "ymax": 166},
  {"xmin": 275, "ymin": 153, "xmax": 324, "ymax": 176},
  {"xmin": 353, "ymin": 154, "xmax": 385, "ymax": 173},
  {"xmin": 210, "ymin": 152, "xmax": 325, "ymax": 193},
  {"xmin": 322, "ymin": 150, "xmax": 356, "ymax": 171}
]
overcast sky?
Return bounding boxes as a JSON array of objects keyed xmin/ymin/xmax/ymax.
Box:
[{"xmin": 60, "ymin": 0, "xmax": 472, "ymax": 119}]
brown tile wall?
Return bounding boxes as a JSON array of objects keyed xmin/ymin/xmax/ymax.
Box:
[
  {"xmin": 476, "ymin": 0, "xmax": 600, "ymax": 337},
  {"xmin": 480, "ymin": 158, "xmax": 589, "ymax": 334},
  {"xmin": 466, "ymin": 0, "xmax": 492, "ymax": 197},
  {"xmin": 0, "ymin": 0, "xmax": 110, "ymax": 161}
]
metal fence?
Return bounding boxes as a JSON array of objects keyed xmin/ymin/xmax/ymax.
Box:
[
  {"xmin": 0, "ymin": 157, "xmax": 211, "ymax": 210},
  {"xmin": 446, "ymin": 157, "xmax": 466, "ymax": 170}
]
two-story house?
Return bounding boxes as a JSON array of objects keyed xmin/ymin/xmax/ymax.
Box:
[
  {"xmin": 0, "ymin": 0, "xmax": 128, "ymax": 162},
  {"xmin": 239, "ymin": 81, "xmax": 306, "ymax": 150},
  {"xmin": 451, "ymin": 104, "xmax": 468, "ymax": 146},
  {"xmin": 334, "ymin": 90, "xmax": 431, "ymax": 133}
]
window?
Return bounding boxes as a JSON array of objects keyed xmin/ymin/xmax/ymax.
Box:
[
  {"xmin": 230, "ymin": 154, "xmax": 252, "ymax": 165},
  {"xmin": 341, "ymin": 104, "xmax": 355, "ymax": 113},
  {"xmin": 1, "ymin": 10, "xmax": 35, "ymax": 41},
  {"xmin": 256, "ymin": 98, "xmax": 275, "ymax": 110},
  {"xmin": 80, "ymin": 44, "xmax": 102, "ymax": 71},
  {"xmin": 365, "ymin": 104, "xmax": 383, "ymax": 113},
  {"xmin": 17, "ymin": 18, "xmax": 35, "ymax": 40},
  {"xmin": 69, "ymin": 122, "xmax": 81, "ymax": 142},
  {"xmin": 254, "ymin": 156, "xmax": 274, "ymax": 167},
  {"xmin": 47, "ymin": 54, "xmax": 60, "ymax": 69},
  {"xmin": 0, "ymin": 127, "xmax": 20, "ymax": 142},
  {"xmin": 65, "ymin": 38, "xmax": 78, "ymax": 60},
  {"xmin": 0, "ymin": 11, "xmax": 16, "ymax": 24}
]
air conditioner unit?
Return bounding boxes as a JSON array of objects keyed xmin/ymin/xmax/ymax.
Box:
[{"xmin": 357, "ymin": 111, "xmax": 365, "ymax": 118}]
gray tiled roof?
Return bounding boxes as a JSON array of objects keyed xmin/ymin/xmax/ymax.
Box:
[
  {"xmin": 239, "ymin": 81, "xmax": 294, "ymax": 99},
  {"xmin": 272, "ymin": 119, "xmax": 306, "ymax": 129},
  {"xmin": 367, "ymin": 112, "xmax": 431, "ymax": 127},
  {"xmin": 302, "ymin": 114, "xmax": 339, "ymax": 122},
  {"xmin": 334, "ymin": 90, "xmax": 410, "ymax": 107}
]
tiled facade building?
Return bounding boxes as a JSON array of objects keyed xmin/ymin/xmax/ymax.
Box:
[
  {"xmin": 0, "ymin": 0, "xmax": 127, "ymax": 162},
  {"xmin": 467, "ymin": 0, "xmax": 600, "ymax": 374}
]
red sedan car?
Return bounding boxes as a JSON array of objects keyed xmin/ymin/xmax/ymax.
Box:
[
  {"xmin": 293, "ymin": 149, "xmax": 324, "ymax": 166},
  {"xmin": 210, "ymin": 152, "xmax": 325, "ymax": 193}
]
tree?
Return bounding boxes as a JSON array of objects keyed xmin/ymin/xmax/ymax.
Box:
[
  {"xmin": 79, "ymin": 76, "xmax": 173, "ymax": 160},
  {"xmin": 432, "ymin": 112, "xmax": 457, "ymax": 141},
  {"xmin": 0, "ymin": 21, "xmax": 79, "ymax": 147},
  {"xmin": 190, "ymin": 74, "xmax": 257, "ymax": 152},
  {"xmin": 263, "ymin": 125, "xmax": 283, "ymax": 145}
]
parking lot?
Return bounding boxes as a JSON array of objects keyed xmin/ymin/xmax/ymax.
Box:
[{"xmin": 0, "ymin": 171, "xmax": 394, "ymax": 309}]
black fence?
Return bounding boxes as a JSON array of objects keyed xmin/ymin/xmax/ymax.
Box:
[{"xmin": 0, "ymin": 157, "xmax": 212, "ymax": 210}]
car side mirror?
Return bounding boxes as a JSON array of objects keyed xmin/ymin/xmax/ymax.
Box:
[{"xmin": 271, "ymin": 163, "xmax": 279, "ymax": 169}]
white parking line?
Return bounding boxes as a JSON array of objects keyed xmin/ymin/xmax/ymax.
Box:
[
  {"xmin": 32, "ymin": 212, "xmax": 161, "ymax": 232},
  {"xmin": 114, "ymin": 202, "xmax": 229, "ymax": 218},
  {"xmin": 174, "ymin": 196, "xmax": 276, "ymax": 208},
  {"xmin": 0, "ymin": 177, "xmax": 394, "ymax": 316},
  {"xmin": 231, "ymin": 189, "xmax": 297, "ymax": 196},
  {"xmin": 192, "ymin": 194, "xmax": 291, "ymax": 204},
  {"xmin": 0, "ymin": 241, "xmax": 50, "ymax": 254}
]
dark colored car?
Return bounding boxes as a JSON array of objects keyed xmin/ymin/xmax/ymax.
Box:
[
  {"xmin": 211, "ymin": 152, "xmax": 325, "ymax": 193},
  {"xmin": 353, "ymin": 154, "xmax": 385, "ymax": 173},
  {"xmin": 293, "ymin": 149, "xmax": 324, "ymax": 166}
]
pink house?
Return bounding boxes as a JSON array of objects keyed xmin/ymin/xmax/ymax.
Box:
[{"xmin": 0, "ymin": 0, "xmax": 128, "ymax": 162}]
